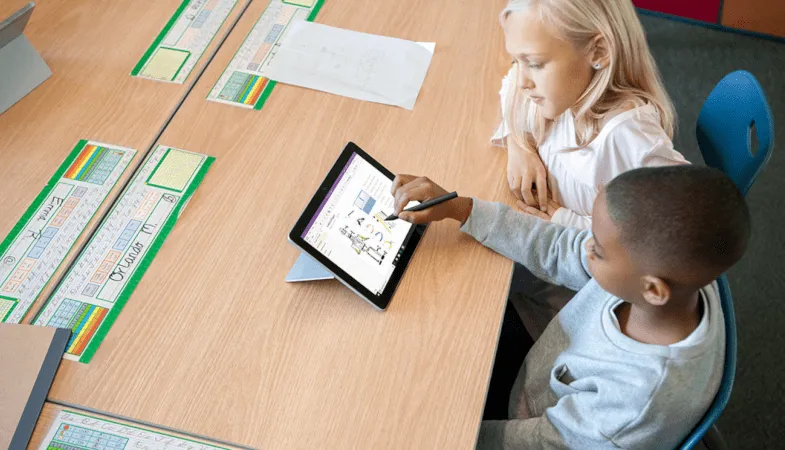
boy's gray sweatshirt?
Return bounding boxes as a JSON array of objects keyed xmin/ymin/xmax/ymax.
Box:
[{"xmin": 462, "ymin": 199, "xmax": 724, "ymax": 450}]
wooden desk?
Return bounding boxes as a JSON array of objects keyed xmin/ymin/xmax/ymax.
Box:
[
  {"xmin": 49, "ymin": 0, "xmax": 515, "ymax": 448},
  {"xmin": 27, "ymin": 403, "xmax": 242, "ymax": 449},
  {"xmin": 0, "ymin": 0, "xmax": 249, "ymax": 323}
]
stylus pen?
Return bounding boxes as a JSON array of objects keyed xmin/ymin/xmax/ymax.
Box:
[{"xmin": 385, "ymin": 191, "xmax": 459, "ymax": 221}]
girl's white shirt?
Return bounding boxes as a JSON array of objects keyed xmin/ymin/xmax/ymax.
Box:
[{"xmin": 493, "ymin": 67, "xmax": 687, "ymax": 229}]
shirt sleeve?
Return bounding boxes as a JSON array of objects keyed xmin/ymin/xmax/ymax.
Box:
[
  {"xmin": 550, "ymin": 207, "xmax": 592, "ymax": 230},
  {"xmin": 477, "ymin": 392, "xmax": 618, "ymax": 450},
  {"xmin": 491, "ymin": 66, "xmax": 516, "ymax": 147},
  {"xmin": 593, "ymin": 108, "xmax": 687, "ymax": 187},
  {"xmin": 640, "ymin": 142, "xmax": 689, "ymax": 167},
  {"xmin": 459, "ymin": 199, "xmax": 592, "ymax": 292}
]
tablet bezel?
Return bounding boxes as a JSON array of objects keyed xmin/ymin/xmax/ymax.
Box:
[{"xmin": 288, "ymin": 142, "xmax": 427, "ymax": 310}]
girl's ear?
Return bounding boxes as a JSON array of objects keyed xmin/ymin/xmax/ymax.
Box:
[{"xmin": 588, "ymin": 34, "xmax": 611, "ymax": 70}]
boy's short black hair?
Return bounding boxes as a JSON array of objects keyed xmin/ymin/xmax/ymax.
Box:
[{"xmin": 605, "ymin": 166, "xmax": 750, "ymax": 277}]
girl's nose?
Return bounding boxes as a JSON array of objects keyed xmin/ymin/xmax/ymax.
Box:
[{"xmin": 516, "ymin": 65, "xmax": 535, "ymax": 90}]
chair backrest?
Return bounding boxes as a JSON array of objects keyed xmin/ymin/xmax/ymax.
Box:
[
  {"xmin": 696, "ymin": 70, "xmax": 774, "ymax": 196},
  {"xmin": 680, "ymin": 71, "xmax": 770, "ymax": 448},
  {"xmin": 679, "ymin": 275, "xmax": 736, "ymax": 450}
]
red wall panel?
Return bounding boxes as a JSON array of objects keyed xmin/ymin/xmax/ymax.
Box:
[{"xmin": 633, "ymin": 0, "xmax": 722, "ymax": 23}]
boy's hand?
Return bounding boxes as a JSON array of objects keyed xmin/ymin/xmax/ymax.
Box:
[
  {"xmin": 391, "ymin": 175, "xmax": 472, "ymax": 224},
  {"xmin": 517, "ymin": 198, "xmax": 561, "ymax": 221}
]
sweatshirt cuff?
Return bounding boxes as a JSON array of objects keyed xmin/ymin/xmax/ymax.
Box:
[{"xmin": 459, "ymin": 198, "xmax": 498, "ymax": 243}]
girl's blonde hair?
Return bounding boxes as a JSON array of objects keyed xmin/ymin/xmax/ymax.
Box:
[{"xmin": 501, "ymin": 0, "xmax": 675, "ymax": 153}]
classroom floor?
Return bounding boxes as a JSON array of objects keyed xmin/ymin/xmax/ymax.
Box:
[{"xmin": 638, "ymin": 14, "xmax": 785, "ymax": 448}]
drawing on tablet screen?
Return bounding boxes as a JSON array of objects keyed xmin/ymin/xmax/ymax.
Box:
[
  {"xmin": 300, "ymin": 152, "xmax": 417, "ymax": 295},
  {"xmin": 354, "ymin": 190, "xmax": 375, "ymax": 213},
  {"xmin": 339, "ymin": 225, "xmax": 387, "ymax": 265}
]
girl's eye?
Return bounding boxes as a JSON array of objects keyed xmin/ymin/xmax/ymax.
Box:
[
  {"xmin": 528, "ymin": 63, "xmax": 543, "ymax": 69},
  {"xmin": 589, "ymin": 243, "xmax": 601, "ymax": 259}
]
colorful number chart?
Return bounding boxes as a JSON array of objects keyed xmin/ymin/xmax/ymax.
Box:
[
  {"xmin": 39, "ymin": 410, "xmax": 230, "ymax": 450},
  {"xmin": 207, "ymin": 0, "xmax": 324, "ymax": 109},
  {"xmin": 34, "ymin": 146, "xmax": 214, "ymax": 363},
  {"xmin": 133, "ymin": 0, "xmax": 239, "ymax": 83},
  {"xmin": 0, "ymin": 141, "xmax": 136, "ymax": 324}
]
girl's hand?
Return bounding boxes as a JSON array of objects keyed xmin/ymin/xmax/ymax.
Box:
[
  {"xmin": 506, "ymin": 139, "xmax": 549, "ymax": 211},
  {"xmin": 391, "ymin": 175, "xmax": 472, "ymax": 224},
  {"xmin": 516, "ymin": 198, "xmax": 561, "ymax": 221}
]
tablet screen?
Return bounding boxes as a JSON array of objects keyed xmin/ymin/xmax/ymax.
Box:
[{"xmin": 300, "ymin": 152, "xmax": 417, "ymax": 296}]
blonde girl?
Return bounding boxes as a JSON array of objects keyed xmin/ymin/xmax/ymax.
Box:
[{"xmin": 494, "ymin": 0, "xmax": 686, "ymax": 230}]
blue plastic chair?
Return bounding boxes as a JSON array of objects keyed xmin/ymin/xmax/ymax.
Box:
[
  {"xmin": 681, "ymin": 71, "xmax": 774, "ymax": 449},
  {"xmin": 679, "ymin": 275, "xmax": 735, "ymax": 450},
  {"xmin": 696, "ymin": 70, "xmax": 774, "ymax": 196}
]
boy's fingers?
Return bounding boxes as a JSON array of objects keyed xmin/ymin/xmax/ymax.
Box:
[
  {"xmin": 517, "ymin": 200, "xmax": 533, "ymax": 213},
  {"xmin": 393, "ymin": 179, "xmax": 418, "ymax": 211},
  {"xmin": 391, "ymin": 174, "xmax": 416, "ymax": 195},
  {"xmin": 398, "ymin": 211, "xmax": 421, "ymax": 223},
  {"xmin": 394, "ymin": 195, "xmax": 407, "ymax": 215},
  {"xmin": 527, "ymin": 208, "xmax": 547, "ymax": 220},
  {"xmin": 518, "ymin": 202, "xmax": 548, "ymax": 220},
  {"xmin": 399, "ymin": 210, "xmax": 431, "ymax": 224},
  {"xmin": 400, "ymin": 183, "xmax": 434, "ymax": 209},
  {"xmin": 394, "ymin": 179, "xmax": 430, "ymax": 213},
  {"xmin": 391, "ymin": 176, "xmax": 402, "ymax": 195}
]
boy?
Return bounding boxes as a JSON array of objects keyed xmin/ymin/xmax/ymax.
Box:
[{"xmin": 391, "ymin": 166, "xmax": 750, "ymax": 449}]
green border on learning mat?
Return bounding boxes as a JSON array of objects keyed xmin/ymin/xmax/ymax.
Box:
[
  {"xmin": 145, "ymin": 147, "xmax": 207, "ymax": 193},
  {"xmin": 132, "ymin": 0, "xmax": 241, "ymax": 83},
  {"xmin": 77, "ymin": 156, "xmax": 215, "ymax": 363},
  {"xmin": 33, "ymin": 149, "xmax": 160, "ymax": 335},
  {"xmin": 253, "ymin": 0, "xmax": 325, "ymax": 110},
  {"xmin": 207, "ymin": 0, "xmax": 324, "ymax": 110},
  {"xmin": 51, "ymin": 410, "xmax": 231, "ymax": 449},
  {"xmin": 31, "ymin": 147, "xmax": 168, "ymax": 353},
  {"xmin": 0, "ymin": 140, "xmax": 135, "ymax": 324},
  {"xmin": 145, "ymin": 148, "xmax": 176, "ymax": 190},
  {"xmin": 0, "ymin": 296, "xmax": 18, "ymax": 321},
  {"xmin": 0, "ymin": 140, "xmax": 87, "ymax": 323},
  {"xmin": 282, "ymin": 0, "xmax": 317, "ymax": 7},
  {"xmin": 164, "ymin": 47, "xmax": 192, "ymax": 82},
  {"xmin": 131, "ymin": 0, "xmax": 191, "ymax": 76}
]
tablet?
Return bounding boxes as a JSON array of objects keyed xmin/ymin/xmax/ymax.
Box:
[{"xmin": 288, "ymin": 142, "xmax": 427, "ymax": 310}]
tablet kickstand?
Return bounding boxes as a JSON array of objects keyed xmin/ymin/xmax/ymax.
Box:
[
  {"xmin": 285, "ymin": 253, "xmax": 335, "ymax": 282},
  {"xmin": 0, "ymin": 4, "xmax": 53, "ymax": 115}
]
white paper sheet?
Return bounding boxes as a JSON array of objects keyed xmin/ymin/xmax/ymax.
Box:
[{"xmin": 261, "ymin": 21, "xmax": 435, "ymax": 110}]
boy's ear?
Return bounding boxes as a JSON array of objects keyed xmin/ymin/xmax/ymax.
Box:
[
  {"xmin": 640, "ymin": 275, "xmax": 671, "ymax": 306},
  {"xmin": 588, "ymin": 34, "xmax": 611, "ymax": 69}
]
